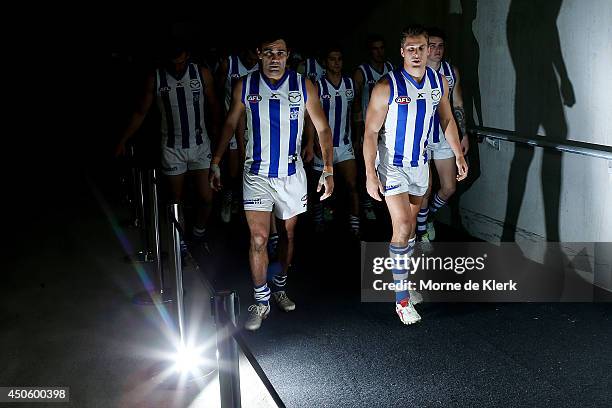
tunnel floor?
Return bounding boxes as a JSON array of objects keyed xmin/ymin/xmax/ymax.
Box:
[{"xmin": 4, "ymin": 172, "xmax": 610, "ymax": 407}]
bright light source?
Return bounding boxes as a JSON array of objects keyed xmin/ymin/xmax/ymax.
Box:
[{"xmin": 173, "ymin": 344, "xmax": 205, "ymax": 373}]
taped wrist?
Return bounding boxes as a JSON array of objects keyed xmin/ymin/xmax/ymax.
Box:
[{"xmin": 318, "ymin": 171, "xmax": 333, "ymax": 185}]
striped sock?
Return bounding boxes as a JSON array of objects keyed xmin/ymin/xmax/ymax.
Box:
[
  {"xmin": 416, "ymin": 208, "xmax": 429, "ymax": 237},
  {"xmin": 271, "ymin": 273, "xmax": 287, "ymax": 292},
  {"xmin": 254, "ymin": 283, "xmax": 271, "ymax": 306},
  {"xmin": 313, "ymin": 202, "xmax": 323, "ymax": 224},
  {"xmin": 268, "ymin": 233, "xmax": 279, "ymax": 254},
  {"xmin": 192, "ymin": 226, "xmax": 206, "ymax": 238},
  {"xmin": 349, "ymin": 215, "xmax": 360, "ymax": 232},
  {"xmin": 389, "ymin": 238, "xmax": 415, "ymax": 304},
  {"xmin": 223, "ymin": 189, "xmax": 232, "ymax": 204},
  {"xmin": 429, "ymin": 193, "xmax": 447, "ymax": 215}
]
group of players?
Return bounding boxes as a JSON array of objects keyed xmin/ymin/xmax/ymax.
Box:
[{"xmin": 116, "ymin": 24, "xmax": 470, "ymax": 329}]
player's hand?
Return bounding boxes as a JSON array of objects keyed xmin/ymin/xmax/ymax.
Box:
[
  {"xmin": 366, "ymin": 172, "xmax": 384, "ymax": 201},
  {"xmin": 460, "ymin": 136, "xmax": 470, "ymax": 155},
  {"xmin": 114, "ymin": 140, "xmax": 127, "ymax": 157},
  {"xmin": 317, "ymin": 171, "xmax": 334, "ymax": 200},
  {"xmin": 301, "ymin": 143, "xmax": 314, "ymax": 163},
  {"xmin": 455, "ymin": 156, "xmax": 468, "ymax": 181},
  {"xmin": 209, "ymin": 163, "xmax": 222, "ymax": 191}
]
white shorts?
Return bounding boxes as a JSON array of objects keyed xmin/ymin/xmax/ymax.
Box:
[
  {"xmin": 313, "ymin": 143, "xmax": 355, "ymax": 171},
  {"xmin": 243, "ymin": 166, "xmax": 308, "ymax": 220},
  {"xmin": 161, "ymin": 140, "xmax": 212, "ymax": 176},
  {"xmin": 427, "ymin": 136, "xmax": 455, "ymax": 160},
  {"xmin": 377, "ymin": 161, "xmax": 429, "ymax": 197}
]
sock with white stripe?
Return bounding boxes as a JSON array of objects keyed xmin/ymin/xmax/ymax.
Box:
[
  {"xmin": 389, "ymin": 237, "xmax": 415, "ymax": 304},
  {"xmin": 313, "ymin": 202, "xmax": 323, "ymax": 224},
  {"xmin": 429, "ymin": 193, "xmax": 447, "ymax": 215},
  {"xmin": 254, "ymin": 283, "xmax": 271, "ymax": 306},
  {"xmin": 267, "ymin": 261, "xmax": 285, "ymax": 292},
  {"xmin": 349, "ymin": 215, "xmax": 360, "ymax": 232},
  {"xmin": 416, "ymin": 208, "xmax": 429, "ymax": 238},
  {"xmin": 192, "ymin": 226, "xmax": 206, "ymax": 238}
]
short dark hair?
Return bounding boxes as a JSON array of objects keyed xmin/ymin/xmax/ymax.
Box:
[
  {"xmin": 259, "ymin": 31, "xmax": 289, "ymax": 50},
  {"xmin": 400, "ymin": 25, "xmax": 429, "ymax": 47},
  {"xmin": 366, "ymin": 34, "xmax": 385, "ymax": 47},
  {"xmin": 426, "ymin": 27, "xmax": 446, "ymax": 42},
  {"xmin": 323, "ymin": 44, "xmax": 343, "ymax": 59},
  {"xmin": 163, "ymin": 42, "xmax": 190, "ymax": 60}
]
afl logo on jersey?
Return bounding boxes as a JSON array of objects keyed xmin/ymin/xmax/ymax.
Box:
[
  {"xmin": 395, "ymin": 96, "xmax": 411, "ymax": 105},
  {"xmin": 321, "ymin": 94, "xmax": 331, "ymax": 100},
  {"xmin": 431, "ymin": 89, "xmax": 441, "ymax": 102},
  {"xmin": 247, "ymin": 94, "xmax": 262, "ymax": 103},
  {"xmin": 190, "ymin": 79, "xmax": 201, "ymax": 89},
  {"xmin": 346, "ymin": 89, "xmax": 354, "ymax": 99},
  {"xmin": 159, "ymin": 86, "xmax": 171, "ymax": 94},
  {"xmin": 288, "ymin": 91, "xmax": 302, "ymax": 104}
]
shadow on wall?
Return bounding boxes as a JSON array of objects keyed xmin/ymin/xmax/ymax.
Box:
[
  {"xmin": 446, "ymin": 0, "xmax": 484, "ymax": 231},
  {"xmin": 502, "ymin": 0, "xmax": 575, "ymax": 242}
]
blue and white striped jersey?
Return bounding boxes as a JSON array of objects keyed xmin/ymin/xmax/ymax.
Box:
[
  {"xmin": 317, "ymin": 75, "xmax": 354, "ymax": 147},
  {"xmin": 304, "ymin": 57, "xmax": 326, "ymax": 83},
  {"xmin": 241, "ymin": 70, "xmax": 308, "ymax": 178},
  {"xmin": 155, "ymin": 63, "xmax": 209, "ymax": 149},
  {"xmin": 358, "ymin": 61, "xmax": 394, "ymax": 120},
  {"xmin": 429, "ymin": 60, "xmax": 457, "ymax": 144},
  {"xmin": 225, "ymin": 55, "xmax": 259, "ymax": 110},
  {"xmin": 380, "ymin": 67, "xmax": 445, "ymax": 167}
]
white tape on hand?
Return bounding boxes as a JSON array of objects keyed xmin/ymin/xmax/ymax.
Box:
[{"xmin": 318, "ymin": 171, "xmax": 333, "ymax": 186}]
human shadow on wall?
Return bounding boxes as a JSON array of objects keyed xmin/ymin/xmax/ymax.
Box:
[
  {"xmin": 446, "ymin": 0, "xmax": 484, "ymax": 231},
  {"xmin": 502, "ymin": 0, "xmax": 575, "ymax": 242}
]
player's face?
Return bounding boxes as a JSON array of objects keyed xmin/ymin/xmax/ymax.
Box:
[
  {"xmin": 369, "ymin": 41, "xmax": 386, "ymax": 63},
  {"xmin": 400, "ymin": 36, "xmax": 429, "ymax": 69},
  {"xmin": 325, "ymin": 51, "xmax": 343, "ymax": 75},
  {"xmin": 428, "ymin": 36, "xmax": 445, "ymax": 63},
  {"xmin": 169, "ymin": 52, "xmax": 189, "ymax": 76},
  {"xmin": 258, "ymin": 40, "xmax": 289, "ymax": 77}
]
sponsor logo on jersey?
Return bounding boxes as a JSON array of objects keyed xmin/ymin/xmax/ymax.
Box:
[
  {"xmin": 417, "ymin": 92, "xmax": 425, "ymax": 99},
  {"xmin": 346, "ymin": 89, "xmax": 354, "ymax": 99},
  {"xmin": 288, "ymin": 91, "xmax": 302, "ymax": 103},
  {"xmin": 230, "ymin": 73, "xmax": 241, "ymax": 79},
  {"xmin": 395, "ymin": 96, "xmax": 411, "ymax": 105},
  {"xmin": 367, "ymin": 79, "xmax": 377, "ymax": 85},
  {"xmin": 385, "ymin": 184, "xmax": 401, "ymax": 191},
  {"xmin": 190, "ymin": 79, "xmax": 201, "ymax": 89},
  {"xmin": 290, "ymin": 107, "xmax": 300, "ymax": 120},
  {"xmin": 159, "ymin": 86, "xmax": 171, "ymax": 93},
  {"xmin": 431, "ymin": 89, "xmax": 441, "ymax": 102},
  {"xmin": 176, "ymin": 81, "xmax": 184, "ymax": 88},
  {"xmin": 301, "ymin": 194, "xmax": 308, "ymax": 202},
  {"xmin": 321, "ymin": 94, "xmax": 331, "ymax": 100},
  {"xmin": 247, "ymin": 94, "xmax": 262, "ymax": 103},
  {"xmin": 270, "ymin": 93, "xmax": 280, "ymax": 99}
]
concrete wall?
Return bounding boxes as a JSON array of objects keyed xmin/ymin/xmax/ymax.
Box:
[{"xmin": 440, "ymin": 0, "xmax": 612, "ymax": 243}]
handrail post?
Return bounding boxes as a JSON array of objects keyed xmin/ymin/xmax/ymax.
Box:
[
  {"xmin": 213, "ymin": 291, "xmax": 241, "ymax": 408},
  {"xmin": 169, "ymin": 203, "xmax": 186, "ymax": 346}
]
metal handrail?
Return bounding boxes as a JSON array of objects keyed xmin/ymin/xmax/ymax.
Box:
[{"xmin": 470, "ymin": 126, "xmax": 612, "ymax": 160}]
